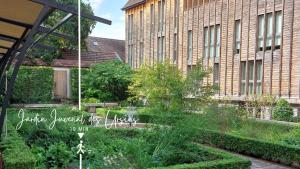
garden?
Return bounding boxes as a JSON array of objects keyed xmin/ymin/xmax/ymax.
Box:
[{"xmin": 1, "ymin": 61, "xmax": 300, "ymax": 168}]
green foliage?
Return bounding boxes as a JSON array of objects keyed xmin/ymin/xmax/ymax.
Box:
[
  {"xmin": 45, "ymin": 142, "xmax": 72, "ymax": 168},
  {"xmin": 130, "ymin": 61, "xmax": 215, "ymax": 116},
  {"xmin": 82, "ymin": 61, "xmax": 133, "ymax": 102},
  {"xmin": 273, "ymin": 99, "xmax": 294, "ymax": 121},
  {"xmin": 30, "ymin": 0, "xmax": 96, "ymax": 62},
  {"xmin": 195, "ymin": 128, "xmax": 300, "ymax": 167},
  {"xmin": 70, "ymin": 68, "xmax": 89, "ymax": 102},
  {"xmin": 183, "ymin": 64, "xmax": 217, "ymax": 113},
  {"xmin": 9, "ymin": 66, "xmax": 54, "ymax": 103},
  {"xmin": 130, "ymin": 61, "xmax": 184, "ymax": 113},
  {"xmin": 0, "ymin": 123, "xmax": 36, "ymax": 169}
]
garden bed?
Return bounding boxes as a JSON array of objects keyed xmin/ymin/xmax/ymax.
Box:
[
  {"xmin": 1, "ymin": 106, "xmax": 251, "ymax": 169},
  {"xmin": 195, "ymin": 128, "xmax": 300, "ymax": 168}
]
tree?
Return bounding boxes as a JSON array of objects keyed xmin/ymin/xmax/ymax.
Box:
[
  {"xmin": 29, "ymin": 0, "xmax": 96, "ymax": 63},
  {"xmin": 82, "ymin": 61, "xmax": 133, "ymax": 102},
  {"xmin": 129, "ymin": 61, "xmax": 216, "ymax": 114},
  {"xmin": 129, "ymin": 62, "xmax": 184, "ymax": 113},
  {"xmin": 183, "ymin": 63, "xmax": 217, "ymax": 113}
]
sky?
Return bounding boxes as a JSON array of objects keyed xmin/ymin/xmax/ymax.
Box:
[{"xmin": 84, "ymin": 0, "xmax": 127, "ymax": 40}]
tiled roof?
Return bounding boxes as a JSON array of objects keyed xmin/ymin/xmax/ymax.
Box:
[
  {"xmin": 85, "ymin": 37, "xmax": 125, "ymax": 61},
  {"xmin": 22, "ymin": 51, "xmax": 122, "ymax": 68},
  {"xmin": 122, "ymin": 0, "xmax": 146, "ymax": 10},
  {"xmin": 22, "ymin": 36, "xmax": 125, "ymax": 68}
]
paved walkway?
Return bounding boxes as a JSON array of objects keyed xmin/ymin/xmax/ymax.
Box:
[{"xmin": 236, "ymin": 154, "xmax": 294, "ymax": 169}]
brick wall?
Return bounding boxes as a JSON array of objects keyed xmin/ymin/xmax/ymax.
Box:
[{"xmin": 124, "ymin": 0, "xmax": 300, "ymax": 101}]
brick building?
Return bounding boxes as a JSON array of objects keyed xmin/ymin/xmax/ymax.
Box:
[{"xmin": 122, "ymin": 0, "xmax": 300, "ymax": 107}]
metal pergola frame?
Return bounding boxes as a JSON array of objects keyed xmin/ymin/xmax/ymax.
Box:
[{"xmin": 0, "ymin": 0, "xmax": 111, "ymax": 138}]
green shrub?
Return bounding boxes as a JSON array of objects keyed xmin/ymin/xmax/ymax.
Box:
[
  {"xmin": 273, "ymin": 99, "xmax": 293, "ymax": 121},
  {"xmin": 9, "ymin": 66, "xmax": 54, "ymax": 103},
  {"xmin": 82, "ymin": 61, "xmax": 133, "ymax": 102},
  {"xmin": 45, "ymin": 142, "xmax": 72, "ymax": 168},
  {"xmin": 70, "ymin": 68, "xmax": 89, "ymax": 102},
  {"xmin": 195, "ymin": 129, "xmax": 300, "ymax": 168},
  {"xmin": 0, "ymin": 123, "xmax": 36, "ymax": 169}
]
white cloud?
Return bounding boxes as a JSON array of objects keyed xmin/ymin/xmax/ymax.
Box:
[
  {"xmin": 91, "ymin": 21, "xmax": 125, "ymax": 40},
  {"xmin": 86, "ymin": 0, "xmax": 104, "ymax": 10}
]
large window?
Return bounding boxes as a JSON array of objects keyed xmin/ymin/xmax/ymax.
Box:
[
  {"xmin": 266, "ymin": 13, "xmax": 273, "ymax": 50},
  {"xmin": 258, "ymin": 15, "xmax": 264, "ymax": 51},
  {"xmin": 188, "ymin": 30, "xmax": 193, "ymax": 64},
  {"xmin": 235, "ymin": 20, "xmax": 241, "ymax": 54},
  {"xmin": 209, "ymin": 26, "xmax": 215, "ymax": 57},
  {"xmin": 240, "ymin": 60, "xmax": 263, "ymax": 95},
  {"xmin": 204, "ymin": 27, "xmax": 209, "ymax": 58},
  {"xmin": 257, "ymin": 11, "xmax": 282, "ymax": 51},
  {"xmin": 275, "ymin": 11, "xmax": 282, "ymax": 49},
  {"xmin": 216, "ymin": 25, "xmax": 221, "ymax": 58}
]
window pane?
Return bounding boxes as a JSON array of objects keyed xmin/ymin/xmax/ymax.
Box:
[
  {"xmin": 249, "ymin": 82, "xmax": 254, "ymax": 95},
  {"xmin": 275, "ymin": 11, "xmax": 282, "ymax": 47},
  {"xmin": 216, "ymin": 25, "xmax": 221, "ymax": 58},
  {"xmin": 241, "ymin": 83, "xmax": 246, "ymax": 95},
  {"xmin": 204, "ymin": 27, "xmax": 209, "ymax": 57},
  {"xmin": 210, "ymin": 26, "xmax": 215, "ymax": 57},
  {"xmin": 173, "ymin": 34, "xmax": 178, "ymax": 63},
  {"xmin": 256, "ymin": 60, "xmax": 263, "ymax": 94},
  {"xmin": 249, "ymin": 61, "xmax": 254, "ymax": 80},
  {"xmin": 241, "ymin": 62, "xmax": 246, "ymax": 80},
  {"xmin": 258, "ymin": 15, "xmax": 264, "ymax": 50},
  {"xmin": 162, "ymin": 36, "xmax": 165, "ymax": 61},
  {"xmin": 235, "ymin": 20, "xmax": 241, "ymax": 54},
  {"xmin": 214, "ymin": 63, "xmax": 219, "ymax": 85},
  {"xmin": 266, "ymin": 13, "xmax": 273, "ymax": 49},
  {"xmin": 241, "ymin": 61, "xmax": 246, "ymax": 95},
  {"xmin": 188, "ymin": 30, "xmax": 193, "ymax": 64}
]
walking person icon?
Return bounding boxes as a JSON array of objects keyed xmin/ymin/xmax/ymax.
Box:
[{"xmin": 77, "ymin": 140, "xmax": 85, "ymax": 154}]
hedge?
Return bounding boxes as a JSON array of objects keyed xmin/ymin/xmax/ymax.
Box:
[
  {"xmin": 195, "ymin": 129, "xmax": 300, "ymax": 168},
  {"xmin": 9, "ymin": 66, "xmax": 53, "ymax": 104},
  {"xmin": 70, "ymin": 68, "xmax": 89, "ymax": 102},
  {"xmin": 0, "ymin": 123, "xmax": 36, "ymax": 169},
  {"xmin": 149, "ymin": 144, "xmax": 251, "ymax": 169}
]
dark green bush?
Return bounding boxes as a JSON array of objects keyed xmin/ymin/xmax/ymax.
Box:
[
  {"xmin": 45, "ymin": 142, "xmax": 72, "ymax": 168},
  {"xmin": 9, "ymin": 66, "xmax": 54, "ymax": 104},
  {"xmin": 70, "ymin": 68, "xmax": 89, "ymax": 102},
  {"xmin": 273, "ymin": 99, "xmax": 294, "ymax": 121},
  {"xmin": 195, "ymin": 129, "xmax": 300, "ymax": 168},
  {"xmin": 82, "ymin": 61, "xmax": 133, "ymax": 102},
  {"xmin": 0, "ymin": 123, "xmax": 36, "ymax": 169}
]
